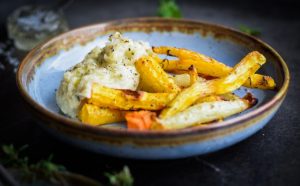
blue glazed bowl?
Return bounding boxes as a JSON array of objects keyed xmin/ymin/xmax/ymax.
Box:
[{"xmin": 17, "ymin": 18, "xmax": 289, "ymax": 159}]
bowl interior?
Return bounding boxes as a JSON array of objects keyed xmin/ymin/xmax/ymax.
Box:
[{"xmin": 21, "ymin": 19, "xmax": 283, "ymax": 128}]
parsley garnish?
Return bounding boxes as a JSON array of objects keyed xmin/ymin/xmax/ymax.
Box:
[
  {"xmin": 1, "ymin": 144, "xmax": 65, "ymax": 183},
  {"xmin": 157, "ymin": 0, "xmax": 182, "ymax": 18},
  {"xmin": 238, "ymin": 24, "xmax": 261, "ymax": 36},
  {"xmin": 105, "ymin": 166, "xmax": 134, "ymax": 186}
]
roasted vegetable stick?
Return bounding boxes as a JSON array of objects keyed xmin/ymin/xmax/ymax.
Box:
[
  {"xmin": 154, "ymin": 47, "xmax": 275, "ymax": 89},
  {"xmin": 168, "ymin": 66, "xmax": 202, "ymax": 88},
  {"xmin": 194, "ymin": 93, "xmax": 239, "ymax": 104},
  {"xmin": 159, "ymin": 51, "xmax": 266, "ymax": 118},
  {"xmin": 158, "ymin": 99, "xmax": 250, "ymax": 130},
  {"xmin": 159, "ymin": 59, "xmax": 275, "ymax": 90},
  {"xmin": 194, "ymin": 95, "xmax": 222, "ymax": 104},
  {"xmin": 220, "ymin": 93, "xmax": 240, "ymax": 101},
  {"xmin": 159, "ymin": 59, "xmax": 275, "ymax": 89},
  {"xmin": 88, "ymin": 84, "xmax": 177, "ymax": 110},
  {"xmin": 154, "ymin": 46, "xmax": 232, "ymax": 77},
  {"xmin": 243, "ymin": 74, "xmax": 275, "ymax": 89},
  {"xmin": 78, "ymin": 104, "xmax": 125, "ymax": 125},
  {"xmin": 195, "ymin": 92, "xmax": 240, "ymax": 104},
  {"xmin": 169, "ymin": 73, "xmax": 191, "ymax": 88},
  {"xmin": 135, "ymin": 56, "xmax": 180, "ymax": 93},
  {"xmin": 187, "ymin": 65, "xmax": 198, "ymax": 85}
]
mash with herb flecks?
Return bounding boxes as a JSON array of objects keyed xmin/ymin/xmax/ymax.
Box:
[{"xmin": 56, "ymin": 32, "xmax": 153, "ymax": 118}]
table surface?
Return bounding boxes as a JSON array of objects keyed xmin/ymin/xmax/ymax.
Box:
[{"xmin": 0, "ymin": 0, "xmax": 299, "ymax": 185}]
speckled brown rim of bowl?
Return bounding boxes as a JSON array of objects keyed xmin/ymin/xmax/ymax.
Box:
[{"xmin": 16, "ymin": 17, "xmax": 290, "ymax": 138}]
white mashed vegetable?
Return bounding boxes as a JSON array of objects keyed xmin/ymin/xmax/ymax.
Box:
[{"xmin": 56, "ymin": 32, "xmax": 153, "ymax": 118}]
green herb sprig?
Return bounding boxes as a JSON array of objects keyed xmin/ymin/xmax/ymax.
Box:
[
  {"xmin": 238, "ymin": 24, "xmax": 261, "ymax": 36},
  {"xmin": 1, "ymin": 144, "xmax": 66, "ymax": 183},
  {"xmin": 157, "ymin": 0, "xmax": 182, "ymax": 18},
  {"xmin": 1, "ymin": 144, "xmax": 134, "ymax": 186},
  {"xmin": 105, "ymin": 166, "xmax": 134, "ymax": 186}
]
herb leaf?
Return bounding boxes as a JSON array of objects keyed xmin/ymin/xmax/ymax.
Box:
[
  {"xmin": 30, "ymin": 154, "xmax": 66, "ymax": 177},
  {"xmin": 105, "ymin": 166, "xmax": 134, "ymax": 186},
  {"xmin": 2, "ymin": 144, "xmax": 29, "ymax": 167},
  {"xmin": 238, "ymin": 24, "xmax": 261, "ymax": 36},
  {"xmin": 157, "ymin": 0, "xmax": 182, "ymax": 18},
  {"xmin": 2, "ymin": 144, "xmax": 16, "ymax": 157},
  {"xmin": 1, "ymin": 144, "xmax": 67, "ymax": 183}
]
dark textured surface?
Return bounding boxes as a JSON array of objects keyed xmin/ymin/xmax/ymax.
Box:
[{"xmin": 0, "ymin": 0, "xmax": 299, "ymax": 185}]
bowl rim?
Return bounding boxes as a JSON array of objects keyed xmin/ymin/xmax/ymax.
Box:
[{"xmin": 16, "ymin": 17, "xmax": 290, "ymax": 138}]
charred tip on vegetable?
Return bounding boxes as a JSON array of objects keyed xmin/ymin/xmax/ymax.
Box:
[
  {"xmin": 122, "ymin": 90, "xmax": 143, "ymax": 100},
  {"xmin": 248, "ymin": 77, "xmax": 252, "ymax": 86},
  {"xmin": 167, "ymin": 49, "xmax": 174, "ymax": 56},
  {"xmin": 261, "ymin": 76, "xmax": 268, "ymax": 85},
  {"xmin": 188, "ymin": 65, "xmax": 195, "ymax": 71},
  {"xmin": 243, "ymin": 92, "xmax": 258, "ymax": 107}
]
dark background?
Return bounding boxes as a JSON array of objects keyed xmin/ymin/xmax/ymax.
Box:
[{"xmin": 0, "ymin": 0, "xmax": 300, "ymax": 185}]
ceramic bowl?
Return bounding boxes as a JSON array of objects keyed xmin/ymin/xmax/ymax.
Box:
[{"xmin": 17, "ymin": 18, "xmax": 289, "ymax": 159}]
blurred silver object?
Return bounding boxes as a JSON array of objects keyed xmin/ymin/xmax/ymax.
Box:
[{"xmin": 7, "ymin": 5, "xmax": 69, "ymax": 51}]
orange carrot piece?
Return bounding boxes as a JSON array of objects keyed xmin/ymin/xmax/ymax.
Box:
[{"xmin": 125, "ymin": 111, "xmax": 157, "ymax": 130}]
